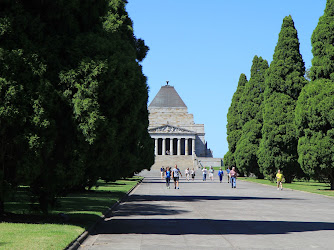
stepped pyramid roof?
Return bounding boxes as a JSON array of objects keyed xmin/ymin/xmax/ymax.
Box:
[{"xmin": 149, "ymin": 85, "xmax": 187, "ymax": 108}]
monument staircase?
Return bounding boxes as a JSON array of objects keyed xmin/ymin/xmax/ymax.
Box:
[{"xmin": 151, "ymin": 155, "xmax": 195, "ymax": 171}]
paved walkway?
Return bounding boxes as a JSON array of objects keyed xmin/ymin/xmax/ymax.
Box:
[{"xmin": 81, "ymin": 170, "xmax": 334, "ymax": 249}]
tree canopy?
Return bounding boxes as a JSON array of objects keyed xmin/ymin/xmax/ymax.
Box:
[
  {"xmin": 225, "ymin": 73, "xmax": 247, "ymax": 167},
  {"xmin": 296, "ymin": 0, "xmax": 334, "ymax": 189},
  {"xmin": 0, "ymin": 0, "xmax": 154, "ymax": 215},
  {"xmin": 235, "ymin": 56, "xmax": 268, "ymax": 177},
  {"xmin": 258, "ymin": 15, "xmax": 307, "ymax": 182}
]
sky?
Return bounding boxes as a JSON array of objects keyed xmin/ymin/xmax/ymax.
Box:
[{"xmin": 126, "ymin": 0, "xmax": 326, "ymax": 158}]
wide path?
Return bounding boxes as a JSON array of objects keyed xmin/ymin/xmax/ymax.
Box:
[{"xmin": 81, "ymin": 170, "xmax": 334, "ymax": 249}]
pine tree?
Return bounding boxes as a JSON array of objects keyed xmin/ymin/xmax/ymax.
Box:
[
  {"xmin": 258, "ymin": 15, "xmax": 307, "ymax": 183},
  {"xmin": 296, "ymin": 0, "xmax": 334, "ymax": 189},
  {"xmin": 225, "ymin": 74, "xmax": 248, "ymax": 167},
  {"xmin": 235, "ymin": 56, "xmax": 268, "ymax": 177}
]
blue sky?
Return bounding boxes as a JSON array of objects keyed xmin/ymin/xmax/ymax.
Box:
[{"xmin": 126, "ymin": 0, "xmax": 326, "ymax": 158}]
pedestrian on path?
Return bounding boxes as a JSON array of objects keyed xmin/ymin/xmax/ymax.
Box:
[
  {"xmin": 191, "ymin": 168, "xmax": 195, "ymax": 181},
  {"xmin": 165, "ymin": 167, "xmax": 171, "ymax": 189},
  {"xmin": 230, "ymin": 167, "xmax": 237, "ymax": 188},
  {"xmin": 276, "ymin": 169, "xmax": 283, "ymax": 190},
  {"xmin": 202, "ymin": 167, "xmax": 207, "ymax": 181},
  {"xmin": 160, "ymin": 167, "xmax": 165, "ymax": 179},
  {"xmin": 172, "ymin": 164, "xmax": 182, "ymax": 189},
  {"xmin": 226, "ymin": 167, "xmax": 231, "ymax": 183},
  {"xmin": 185, "ymin": 168, "xmax": 190, "ymax": 181},
  {"xmin": 209, "ymin": 166, "xmax": 214, "ymax": 181},
  {"xmin": 218, "ymin": 168, "xmax": 224, "ymax": 183}
]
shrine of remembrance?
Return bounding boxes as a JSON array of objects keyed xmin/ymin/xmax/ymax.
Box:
[{"xmin": 148, "ymin": 83, "xmax": 222, "ymax": 169}]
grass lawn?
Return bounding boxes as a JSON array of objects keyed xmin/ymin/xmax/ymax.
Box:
[
  {"xmin": 239, "ymin": 177, "xmax": 334, "ymax": 198},
  {"xmin": 0, "ymin": 177, "xmax": 143, "ymax": 250}
]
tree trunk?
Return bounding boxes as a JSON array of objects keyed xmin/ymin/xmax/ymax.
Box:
[
  {"xmin": 0, "ymin": 200, "xmax": 4, "ymax": 219},
  {"xmin": 331, "ymin": 179, "xmax": 334, "ymax": 190},
  {"xmin": 0, "ymin": 161, "xmax": 4, "ymax": 217}
]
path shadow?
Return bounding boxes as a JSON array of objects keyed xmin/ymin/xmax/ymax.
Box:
[
  {"xmin": 94, "ymin": 218, "xmax": 334, "ymax": 235},
  {"xmin": 111, "ymin": 203, "xmax": 189, "ymax": 217},
  {"xmin": 128, "ymin": 194, "xmax": 302, "ymax": 202}
]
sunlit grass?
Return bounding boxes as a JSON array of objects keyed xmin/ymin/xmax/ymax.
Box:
[
  {"xmin": 1, "ymin": 176, "xmax": 143, "ymax": 249},
  {"xmin": 240, "ymin": 177, "xmax": 334, "ymax": 197}
]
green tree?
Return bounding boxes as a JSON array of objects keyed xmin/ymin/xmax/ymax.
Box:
[
  {"xmin": 0, "ymin": 0, "xmax": 154, "ymax": 214},
  {"xmin": 310, "ymin": 0, "xmax": 334, "ymax": 81},
  {"xmin": 296, "ymin": 0, "xmax": 334, "ymax": 189},
  {"xmin": 235, "ymin": 56, "xmax": 268, "ymax": 177},
  {"xmin": 225, "ymin": 74, "xmax": 248, "ymax": 167},
  {"xmin": 223, "ymin": 150, "xmax": 236, "ymax": 168},
  {"xmin": 258, "ymin": 15, "xmax": 307, "ymax": 183}
]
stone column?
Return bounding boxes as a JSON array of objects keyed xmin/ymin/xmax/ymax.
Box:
[
  {"xmin": 170, "ymin": 138, "xmax": 174, "ymax": 155},
  {"xmin": 185, "ymin": 138, "xmax": 189, "ymax": 155},
  {"xmin": 162, "ymin": 138, "xmax": 166, "ymax": 155},
  {"xmin": 177, "ymin": 138, "xmax": 181, "ymax": 155},
  {"xmin": 155, "ymin": 138, "xmax": 158, "ymax": 155},
  {"xmin": 192, "ymin": 138, "xmax": 196, "ymax": 155}
]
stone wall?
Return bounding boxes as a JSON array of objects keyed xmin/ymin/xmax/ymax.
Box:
[
  {"xmin": 148, "ymin": 107, "xmax": 194, "ymax": 127},
  {"xmin": 195, "ymin": 157, "xmax": 223, "ymax": 168}
]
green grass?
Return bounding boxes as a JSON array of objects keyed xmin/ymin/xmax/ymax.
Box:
[
  {"xmin": 239, "ymin": 177, "xmax": 334, "ymax": 197},
  {"xmin": 0, "ymin": 223, "xmax": 83, "ymax": 250},
  {"xmin": 1, "ymin": 177, "xmax": 143, "ymax": 250}
]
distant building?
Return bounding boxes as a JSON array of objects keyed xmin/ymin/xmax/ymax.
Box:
[{"xmin": 148, "ymin": 84, "xmax": 222, "ymax": 169}]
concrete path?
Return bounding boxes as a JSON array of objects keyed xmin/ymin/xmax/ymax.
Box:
[{"xmin": 81, "ymin": 171, "xmax": 334, "ymax": 249}]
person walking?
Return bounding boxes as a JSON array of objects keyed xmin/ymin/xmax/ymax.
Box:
[
  {"xmin": 160, "ymin": 167, "xmax": 165, "ymax": 179},
  {"xmin": 190, "ymin": 168, "xmax": 195, "ymax": 181},
  {"xmin": 202, "ymin": 167, "xmax": 207, "ymax": 181},
  {"xmin": 209, "ymin": 166, "xmax": 214, "ymax": 181},
  {"xmin": 229, "ymin": 167, "xmax": 237, "ymax": 188},
  {"xmin": 185, "ymin": 168, "xmax": 190, "ymax": 181},
  {"xmin": 226, "ymin": 167, "xmax": 231, "ymax": 183},
  {"xmin": 165, "ymin": 167, "xmax": 171, "ymax": 189},
  {"xmin": 276, "ymin": 169, "xmax": 283, "ymax": 190},
  {"xmin": 218, "ymin": 168, "xmax": 224, "ymax": 183},
  {"xmin": 172, "ymin": 164, "xmax": 182, "ymax": 189}
]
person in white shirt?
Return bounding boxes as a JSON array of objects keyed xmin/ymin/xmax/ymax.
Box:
[
  {"xmin": 185, "ymin": 168, "xmax": 190, "ymax": 181},
  {"xmin": 209, "ymin": 166, "xmax": 214, "ymax": 181},
  {"xmin": 202, "ymin": 167, "xmax": 207, "ymax": 181},
  {"xmin": 172, "ymin": 164, "xmax": 182, "ymax": 189}
]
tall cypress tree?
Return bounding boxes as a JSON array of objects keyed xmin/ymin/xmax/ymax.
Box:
[
  {"xmin": 258, "ymin": 15, "xmax": 307, "ymax": 183},
  {"xmin": 235, "ymin": 56, "xmax": 268, "ymax": 177},
  {"xmin": 296, "ymin": 0, "xmax": 334, "ymax": 189},
  {"xmin": 225, "ymin": 74, "xmax": 248, "ymax": 167}
]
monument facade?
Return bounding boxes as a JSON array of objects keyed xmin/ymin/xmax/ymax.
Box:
[{"xmin": 148, "ymin": 83, "xmax": 222, "ymax": 169}]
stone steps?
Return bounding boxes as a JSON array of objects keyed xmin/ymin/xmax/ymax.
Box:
[{"xmin": 151, "ymin": 155, "xmax": 195, "ymax": 171}]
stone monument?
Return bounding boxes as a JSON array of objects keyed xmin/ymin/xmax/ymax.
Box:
[{"xmin": 148, "ymin": 83, "xmax": 222, "ymax": 170}]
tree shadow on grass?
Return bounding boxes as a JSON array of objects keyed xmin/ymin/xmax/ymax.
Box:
[
  {"xmin": 2, "ymin": 190, "xmax": 129, "ymax": 230},
  {"xmin": 317, "ymin": 188, "xmax": 334, "ymax": 191},
  {"xmin": 94, "ymin": 218, "xmax": 334, "ymax": 236},
  {"xmin": 1, "ymin": 212, "xmax": 100, "ymax": 229}
]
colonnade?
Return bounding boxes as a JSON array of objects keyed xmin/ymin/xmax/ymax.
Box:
[{"xmin": 154, "ymin": 137, "xmax": 195, "ymax": 156}]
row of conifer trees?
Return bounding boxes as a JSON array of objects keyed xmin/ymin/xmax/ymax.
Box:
[
  {"xmin": 0, "ymin": 0, "xmax": 154, "ymax": 215},
  {"xmin": 225, "ymin": 0, "xmax": 334, "ymax": 189}
]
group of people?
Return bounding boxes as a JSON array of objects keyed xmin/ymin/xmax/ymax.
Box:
[
  {"xmin": 162, "ymin": 165, "xmax": 182, "ymax": 189},
  {"xmin": 161, "ymin": 166, "xmax": 284, "ymax": 190}
]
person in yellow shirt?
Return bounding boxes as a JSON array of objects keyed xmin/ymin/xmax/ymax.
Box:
[{"xmin": 276, "ymin": 169, "xmax": 283, "ymax": 190}]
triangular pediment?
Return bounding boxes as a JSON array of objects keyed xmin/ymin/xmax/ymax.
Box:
[{"xmin": 148, "ymin": 125, "xmax": 195, "ymax": 134}]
